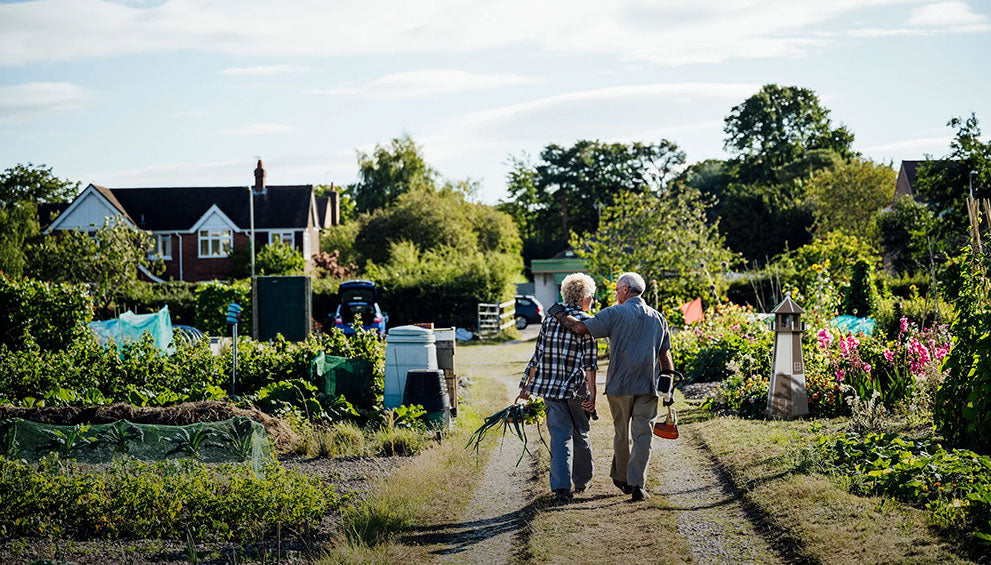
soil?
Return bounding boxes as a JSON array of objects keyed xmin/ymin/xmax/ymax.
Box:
[{"xmin": 0, "ymin": 401, "xmax": 300, "ymax": 449}]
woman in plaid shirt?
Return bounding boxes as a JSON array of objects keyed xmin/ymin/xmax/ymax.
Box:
[{"xmin": 518, "ymin": 273, "xmax": 598, "ymax": 503}]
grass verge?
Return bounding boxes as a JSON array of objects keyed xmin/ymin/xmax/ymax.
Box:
[
  {"xmin": 320, "ymin": 372, "xmax": 508, "ymax": 564},
  {"xmin": 691, "ymin": 408, "xmax": 975, "ymax": 564}
]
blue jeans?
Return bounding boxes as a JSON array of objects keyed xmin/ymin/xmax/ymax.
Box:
[{"xmin": 546, "ymin": 397, "xmax": 594, "ymax": 491}]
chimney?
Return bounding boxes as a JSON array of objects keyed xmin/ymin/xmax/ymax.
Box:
[{"xmin": 253, "ymin": 159, "xmax": 266, "ymax": 195}]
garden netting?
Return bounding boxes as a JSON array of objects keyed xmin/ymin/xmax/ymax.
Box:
[
  {"xmin": 830, "ymin": 315, "xmax": 877, "ymax": 336},
  {"xmin": 0, "ymin": 416, "xmax": 271, "ymax": 468},
  {"xmin": 89, "ymin": 306, "xmax": 175, "ymax": 352},
  {"xmin": 311, "ymin": 352, "xmax": 375, "ymax": 409}
]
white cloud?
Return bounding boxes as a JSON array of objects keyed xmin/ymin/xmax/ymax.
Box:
[
  {"xmin": 216, "ymin": 123, "xmax": 295, "ymax": 136},
  {"xmin": 907, "ymin": 1, "xmax": 989, "ymax": 27},
  {"xmin": 861, "ymin": 135, "xmax": 953, "ymax": 157},
  {"xmin": 220, "ymin": 63, "xmax": 309, "ymax": 75},
  {"xmin": 0, "ymin": 0, "xmax": 953, "ymax": 67},
  {"xmin": 460, "ymin": 83, "xmax": 760, "ymax": 128},
  {"xmin": 0, "ymin": 81, "xmax": 90, "ymax": 122},
  {"xmin": 308, "ymin": 69, "xmax": 541, "ymax": 99}
]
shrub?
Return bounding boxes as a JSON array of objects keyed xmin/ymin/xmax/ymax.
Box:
[
  {"xmin": 842, "ymin": 260, "xmax": 880, "ymax": 317},
  {"xmin": 672, "ymin": 303, "xmax": 772, "ymax": 383},
  {"xmin": 195, "ymin": 280, "xmax": 251, "ymax": 336},
  {"xmin": 113, "ymin": 280, "xmax": 198, "ymax": 326},
  {"xmin": 0, "ymin": 274, "xmax": 93, "ymax": 351},
  {"xmin": 256, "ymin": 241, "xmax": 306, "ymax": 275},
  {"xmin": 0, "ymin": 455, "xmax": 337, "ymax": 541}
]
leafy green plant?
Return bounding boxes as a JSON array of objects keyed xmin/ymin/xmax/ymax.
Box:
[
  {"xmin": 386, "ymin": 404, "xmax": 427, "ymax": 431},
  {"xmin": 160, "ymin": 425, "xmax": 218, "ymax": 459},
  {"xmin": 466, "ymin": 400, "xmax": 547, "ymax": 465},
  {"xmin": 43, "ymin": 424, "xmax": 96, "ymax": 459},
  {"xmin": 95, "ymin": 421, "xmax": 144, "ymax": 455},
  {"xmin": 214, "ymin": 418, "xmax": 255, "ymax": 460}
]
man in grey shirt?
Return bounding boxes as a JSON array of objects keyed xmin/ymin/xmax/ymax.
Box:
[{"xmin": 548, "ymin": 272, "xmax": 673, "ymax": 502}]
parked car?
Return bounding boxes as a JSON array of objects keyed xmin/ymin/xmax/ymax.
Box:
[
  {"xmin": 515, "ymin": 294, "xmax": 544, "ymax": 329},
  {"xmin": 332, "ymin": 280, "xmax": 389, "ymax": 338}
]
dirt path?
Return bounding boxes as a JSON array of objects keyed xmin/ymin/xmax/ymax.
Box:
[
  {"xmin": 653, "ymin": 424, "xmax": 784, "ymax": 564},
  {"xmin": 426, "ymin": 342, "xmax": 538, "ymax": 564}
]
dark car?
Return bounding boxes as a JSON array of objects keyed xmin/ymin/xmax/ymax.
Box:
[
  {"xmin": 514, "ymin": 294, "xmax": 544, "ymax": 329},
  {"xmin": 332, "ymin": 280, "xmax": 388, "ymax": 338}
]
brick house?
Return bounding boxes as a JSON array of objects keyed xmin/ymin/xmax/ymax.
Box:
[{"xmin": 45, "ymin": 161, "xmax": 339, "ymax": 282}]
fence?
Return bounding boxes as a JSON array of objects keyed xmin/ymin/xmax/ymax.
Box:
[{"xmin": 477, "ymin": 299, "xmax": 515, "ymax": 337}]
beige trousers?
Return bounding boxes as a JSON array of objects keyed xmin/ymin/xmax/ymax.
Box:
[{"xmin": 608, "ymin": 394, "xmax": 658, "ymax": 488}]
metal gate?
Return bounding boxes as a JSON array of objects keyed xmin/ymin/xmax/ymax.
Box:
[{"xmin": 476, "ymin": 299, "xmax": 515, "ymax": 338}]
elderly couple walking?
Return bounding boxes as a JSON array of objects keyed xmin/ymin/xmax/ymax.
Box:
[{"xmin": 517, "ymin": 271, "xmax": 673, "ymax": 503}]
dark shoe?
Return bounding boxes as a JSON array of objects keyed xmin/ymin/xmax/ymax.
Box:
[
  {"xmin": 572, "ymin": 485, "xmax": 586, "ymax": 495},
  {"xmin": 631, "ymin": 485, "xmax": 650, "ymax": 502},
  {"xmin": 613, "ymin": 479, "xmax": 632, "ymax": 495},
  {"xmin": 554, "ymin": 489, "xmax": 573, "ymax": 503}
]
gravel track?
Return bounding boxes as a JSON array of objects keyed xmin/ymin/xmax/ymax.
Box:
[{"xmin": 653, "ymin": 427, "xmax": 784, "ymax": 564}]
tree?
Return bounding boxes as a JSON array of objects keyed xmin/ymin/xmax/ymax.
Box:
[
  {"xmin": 572, "ymin": 187, "xmax": 738, "ymax": 314},
  {"xmin": 256, "ymin": 241, "xmax": 306, "ymax": 275},
  {"xmin": 25, "ymin": 220, "xmax": 159, "ymax": 310},
  {"xmin": 879, "ymin": 195, "xmax": 937, "ymax": 275},
  {"xmin": 724, "ymin": 85, "xmax": 854, "ymax": 184},
  {"xmin": 315, "ymin": 184, "xmax": 356, "ymax": 223},
  {"xmin": 806, "ymin": 157, "xmax": 896, "ymax": 239},
  {"xmin": 0, "ymin": 201, "xmax": 39, "ymax": 277},
  {"xmin": 713, "ymin": 180, "xmax": 813, "ymax": 263},
  {"xmin": 0, "ymin": 163, "xmax": 80, "ymax": 207},
  {"xmin": 350, "ymin": 135, "xmax": 437, "ymax": 213},
  {"xmin": 914, "ymin": 113, "xmax": 991, "ymax": 258}
]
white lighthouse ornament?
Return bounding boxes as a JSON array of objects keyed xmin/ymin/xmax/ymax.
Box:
[{"xmin": 766, "ymin": 294, "xmax": 810, "ymax": 418}]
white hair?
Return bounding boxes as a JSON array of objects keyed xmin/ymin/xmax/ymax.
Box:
[
  {"xmin": 560, "ymin": 273, "xmax": 596, "ymax": 305},
  {"xmin": 617, "ymin": 272, "xmax": 645, "ymax": 295}
]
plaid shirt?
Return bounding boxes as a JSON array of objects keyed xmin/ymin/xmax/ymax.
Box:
[{"xmin": 520, "ymin": 303, "xmax": 598, "ymax": 400}]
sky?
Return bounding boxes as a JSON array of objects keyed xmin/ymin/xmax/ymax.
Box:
[{"xmin": 0, "ymin": 0, "xmax": 989, "ymax": 205}]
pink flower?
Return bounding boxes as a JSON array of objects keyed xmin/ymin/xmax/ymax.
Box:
[
  {"xmin": 817, "ymin": 329, "xmax": 833, "ymax": 350},
  {"xmin": 836, "ymin": 369, "xmax": 846, "ymax": 382},
  {"xmin": 883, "ymin": 349, "xmax": 894, "ymax": 362},
  {"xmin": 900, "ymin": 317, "xmax": 909, "ymax": 333},
  {"xmin": 863, "ymin": 363, "xmax": 871, "ymax": 373},
  {"xmin": 730, "ymin": 324, "xmax": 740, "ymax": 331}
]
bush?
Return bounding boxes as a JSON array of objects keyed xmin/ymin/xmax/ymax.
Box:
[
  {"xmin": 368, "ymin": 242, "xmax": 519, "ymax": 329},
  {"xmin": 0, "ymin": 274, "xmax": 93, "ymax": 351},
  {"xmin": 256, "ymin": 241, "xmax": 306, "ymax": 275},
  {"xmin": 842, "ymin": 260, "xmax": 880, "ymax": 317},
  {"xmin": 0, "ymin": 455, "xmax": 337, "ymax": 541},
  {"xmin": 113, "ymin": 280, "xmax": 198, "ymax": 325},
  {"xmin": 672, "ymin": 303, "xmax": 772, "ymax": 383},
  {"xmin": 195, "ymin": 280, "xmax": 251, "ymax": 336}
]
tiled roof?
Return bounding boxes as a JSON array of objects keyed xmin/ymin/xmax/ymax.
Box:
[
  {"xmin": 36, "ymin": 202, "xmax": 70, "ymax": 229},
  {"xmin": 105, "ymin": 185, "xmax": 314, "ymax": 231}
]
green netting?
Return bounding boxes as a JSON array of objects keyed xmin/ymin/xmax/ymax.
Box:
[
  {"xmin": 89, "ymin": 306, "xmax": 175, "ymax": 352},
  {"xmin": 312, "ymin": 354, "xmax": 374, "ymax": 409},
  {"xmin": 0, "ymin": 416, "xmax": 270, "ymax": 468}
]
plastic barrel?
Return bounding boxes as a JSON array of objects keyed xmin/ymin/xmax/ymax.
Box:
[{"xmin": 402, "ymin": 369, "xmax": 450, "ymax": 429}]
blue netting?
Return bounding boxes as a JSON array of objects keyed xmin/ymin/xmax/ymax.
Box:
[
  {"xmin": 830, "ymin": 315, "xmax": 876, "ymax": 336},
  {"xmin": 89, "ymin": 306, "xmax": 175, "ymax": 352}
]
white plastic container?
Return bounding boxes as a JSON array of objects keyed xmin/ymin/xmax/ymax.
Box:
[{"xmin": 384, "ymin": 325, "xmax": 437, "ymax": 409}]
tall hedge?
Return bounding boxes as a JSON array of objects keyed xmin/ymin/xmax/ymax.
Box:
[{"xmin": 0, "ymin": 275, "xmax": 92, "ymax": 351}]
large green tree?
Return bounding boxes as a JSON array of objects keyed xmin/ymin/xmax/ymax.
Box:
[
  {"xmin": 724, "ymin": 84, "xmax": 855, "ymax": 185},
  {"xmin": 0, "ymin": 163, "xmax": 80, "ymax": 207},
  {"xmin": 913, "ymin": 113, "xmax": 991, "ymax": 258},
  {"xmin": 26, "ymin": 220, "xmax": 159, "ymax": 310},
  {"xmin": 572, "ymin": 187, "xmax": 738, "ymax": 314},
  {"xmin": 350, "ymin": 135, "xmax": 438, "ymax": 214},
  {"xmin": 0, "ymin": 201, "xmax": 39, "ymax": 277},
  {"xmin": 499, "ymin": 139, "xmax": 685, "ymax": 263},
  {"xmin": 806, "ymin": 157, "xmax": 896, "ymax": 240}
]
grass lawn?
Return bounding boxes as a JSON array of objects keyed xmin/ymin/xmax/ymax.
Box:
[{"xmin": 690, "ymin": 404, "xmax": 977, "ymax": 564}]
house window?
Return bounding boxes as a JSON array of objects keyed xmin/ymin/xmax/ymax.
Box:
[
  {"xmin": 149, "ymin": 234, "xmax": 172, "ymax": 260},
  {"xmin": 269, "ymin": 231, "xmax": 295, "ymax": 249},
  {"xmin": 199, "ymin": 229, "xmax": 232, "ymax": 257}
]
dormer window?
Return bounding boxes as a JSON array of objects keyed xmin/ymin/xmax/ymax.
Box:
[{"xmin": 199, "ymin": 228, "xmax": 232, "ymax": 257}]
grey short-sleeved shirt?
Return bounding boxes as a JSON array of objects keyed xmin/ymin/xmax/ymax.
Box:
[{"xmin": 582, "ymin": 296, "xmax": 671, "ymax": 396}]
